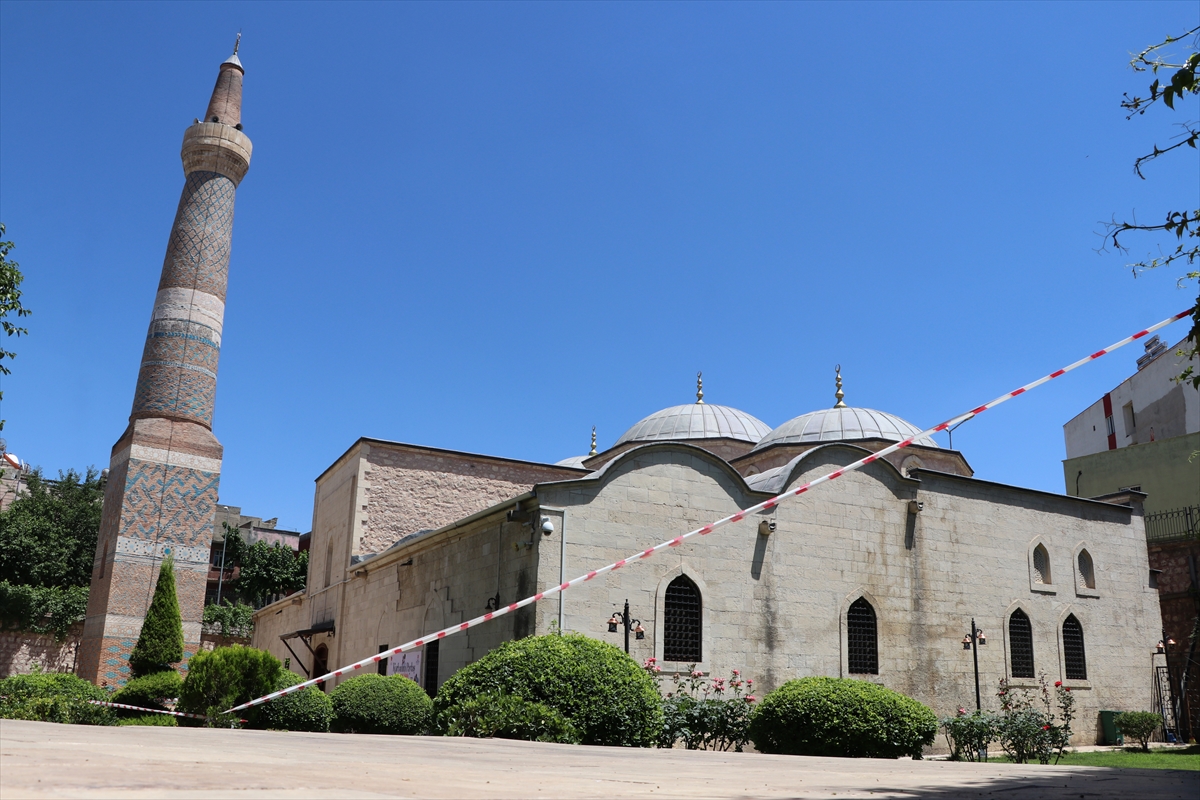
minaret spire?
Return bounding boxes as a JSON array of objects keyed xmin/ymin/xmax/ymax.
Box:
[
  {"xmin": 589, "ymin": 426, "xmax": 597, "ymax": 456},
  {"xmin": 834, "ymin": 364, "xmax": 847, "ymax": 409},
  {"xmin": 696, "ymin": 371, "xmax": 704, "ymax": 404},
  {"xmin": 78, "ymin": 47, "xmax": 254, "ymax": 687}
]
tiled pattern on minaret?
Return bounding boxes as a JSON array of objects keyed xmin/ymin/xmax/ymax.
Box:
[{"xmin": 77, "ymin": 53, "xmax": 250, "ymax": 686}]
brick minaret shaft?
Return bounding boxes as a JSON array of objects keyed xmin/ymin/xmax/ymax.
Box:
[{"xmin": 78, "ymin": 48, "xmax": 252, "ymax": 686}]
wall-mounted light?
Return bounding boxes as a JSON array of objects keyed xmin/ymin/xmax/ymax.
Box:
[
  {"xmin": 961, "ymin": 635, "xmax": 972, "ymax": 650},
  {"xmin": 908, "ymin": 500, "xmax": 924, "ymax": 514},
  {"xmin": 758, "ymin": 519, "xmax": 776, "ymax": 536},
  {"xmin": 607, "ymin": 613, "xmax": 620, "ymax": 633}
]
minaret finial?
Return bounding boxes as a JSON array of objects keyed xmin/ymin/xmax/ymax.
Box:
[
  {"xmin": 233, "ymin": 32, "xmax": 241, "ymax": 56},
  {"xmin": 696, "ymin": 371, "xmax": 704, "ymax": 404},
  {"xmin": 834, "ymin": 364, "xmax": 847, "ymax": 408},
  {"xmin": 589, "ymin": 426, "xmax": 598, "ymax": 456}
]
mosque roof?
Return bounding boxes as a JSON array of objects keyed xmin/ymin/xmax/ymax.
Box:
[
  {"xmin": 616, "ymin": 403, "xmax": 772, "ymax": 446},
  {"xmin": 752, "ymin": 406, "xmax": 937, "ymax": 451},
  {"xmin": 554, "ymin": 455, "xmax": 590, "ymax": 469}
]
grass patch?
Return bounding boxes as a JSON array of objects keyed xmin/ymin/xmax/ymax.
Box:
[{"xmin": 988, "ymin": 745, "xmax": 1200, "ymax": 770}]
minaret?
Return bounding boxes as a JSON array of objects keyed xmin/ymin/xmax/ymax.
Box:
[{"xmin": 77, "ymin": 43, "xmax": 252, "ymax": 686}]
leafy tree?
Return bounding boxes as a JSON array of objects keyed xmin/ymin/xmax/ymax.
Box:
[
  {"xmin": 0, "ymin": 223, "xmax": 32, "ymax": 431},
  {"xmin": 1104, "ymin": 26, "xmax": 1200, "ymax": 385},
  {"xmin": 202, "ymin": 599, "xmax": 255, "ymax": 638},
  {"xmin": 128, "ymin": 557, "xmax": 184, "ymax": 678},
  {"xmin": 0, "ymin": 468, "xmax": 103, "ymax": 588},
  {"xmin": 236, "ymin": 538, "xmax": 307, "ymax": 607}
]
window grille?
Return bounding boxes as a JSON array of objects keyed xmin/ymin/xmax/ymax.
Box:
[
  {"xmin": 1009, "ymin": 609, "xmax": 1035, "ymax": 678},
  {"xmin": 1063, "ymin": 615, "xmax": 1087, "ymax": 680},
  {"xmin": 847, "ymin": 597, "xmax": 878, "ymax": 674},
  {"xmin": 1077, "ymin": 550, "xmax": 1095, "ymax": 590},
  {"xmin": 423, "ymin": 640, "xmax": 440, "ymax": 697},
  {"xmin": 1032, "ymin": 545, "xmax": 1050, "ymax": 584},
  {"xmin": 664, "ymin": 575, "xmax": 702, "ymax": 662}
]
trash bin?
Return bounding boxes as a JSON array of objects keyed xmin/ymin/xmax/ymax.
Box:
[{"xmin": 1099, "ymin": 710, "xmax": 1125, "ymax": 746}]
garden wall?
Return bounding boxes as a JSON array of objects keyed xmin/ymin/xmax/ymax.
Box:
[{"xmin": 0, "ymin": 622, "xmax": 83, "ymax": 678}]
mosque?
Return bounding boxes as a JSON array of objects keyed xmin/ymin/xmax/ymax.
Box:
[{"xmin": 253, "ymin": 371, "xmax": 1163, "ymax": 745}]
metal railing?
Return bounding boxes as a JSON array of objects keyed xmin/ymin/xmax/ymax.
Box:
[{"xmin": 1145, "ymin": 506, "xmax": 1200, "ymax": 543}]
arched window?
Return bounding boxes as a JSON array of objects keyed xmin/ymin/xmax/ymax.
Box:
[
  {"xmin": 313, "ymin": 644, "xmax": 329, "ymax": 692},
  {"xmin": 847, "ymin": 597, "xmax": 878, "ymax": 674},
  {"xmin": 1077, "ymin": 550, "xmax": 1095, "ymax": 590},
  {"xmin": 1063, "ymin": 615, "xmax": 1087, "ymax": 680},
  {"xmin": 1032, "ymin": 544, "xmax": 1051, "ymax": 585},
  {"xmin": 663, "ymin": 575, "xmax": 702, "ymax": 662},
  {"xmin": 1009, "ymin": 609, "xmax": 1035, "ymax": 678}
]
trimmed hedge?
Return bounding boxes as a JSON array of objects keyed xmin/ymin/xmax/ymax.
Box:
[
  {"xmin": 433, "ymin": 633, "xmax": 663, "ymax": 747},
  {"xmin": 1115, "ymin": 711, "xmax": 1161, "ymax": 751},
  {"xmin": 253, "ymin": 670, "xmax": 333, "ymax": 733},
  {"xmin": 110, "ymin": 670, "xmax": 182, "ymax": 714},
  {"xmin": 177, "ymin": 644, "xmax": 282, "ymax": 726},
  {"xmin": 442, "ymin": 692, "xmax": 581, "ymax": 743},
  {"xmin": 748, "ymin": 677, "xmax": 936, "ymax": 759},
  {"xmin": 330, "ymin": 673, "xmax": 432, "ymax": 735},
  {"xmin": 0, "ymin": 670, "xmax": 112, "ymax": 725}
]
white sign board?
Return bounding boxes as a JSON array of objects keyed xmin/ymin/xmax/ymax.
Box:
[{"xmin": 388, "ymin": 651, "xmax": 422, "ymax": 683}]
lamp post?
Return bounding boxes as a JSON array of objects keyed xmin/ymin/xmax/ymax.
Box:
[
  {"xmin": 607, "ymin": 599, "xmax": 645, "ymax": 654},
  {"xmin": 960, "ymin": 618, "xmax": 987, "ymax": 711}
]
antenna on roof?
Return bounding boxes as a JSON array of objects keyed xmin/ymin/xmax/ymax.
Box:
[{"xmin": 696, "ymin": 371, "xmax": 704, "ymax": 404}]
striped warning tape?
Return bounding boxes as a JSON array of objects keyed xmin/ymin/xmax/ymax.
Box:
[
  {"xmin": 227, "ymin": 308, "xmax": 1192, "ymax": 714},
  {"xmin": 87, "ymin": 699, "xmax": 247, "ymax": 723}
]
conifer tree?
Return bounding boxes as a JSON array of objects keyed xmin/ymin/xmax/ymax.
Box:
[{"xmin": 129, "ymin": 556, "xmax": 184, "ymax": 678}]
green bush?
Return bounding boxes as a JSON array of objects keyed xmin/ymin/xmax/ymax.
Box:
[
  {"xmin": 442, "ymin": 692, "xmax": 581, "ymax": 743},
  {"xmin": 177, "ymin": 644, "xmax": 282, "ymax": 726},
  {"xmin": 433, "ymin": 633, "xmax": 663, "ymax": 747},
  {"xmin": 1115, "ymin": 711, "xmax": 1161, "ymax": 752},
  {"xmin": 252, "ymin": 670, "xmax": 333, "ymax": 733},
  {"xmin": 940, "ymin": 709, "xmax": 999, "ymax": 761},
  {"xmin": 995, "ymin": 677, "xmax": 1075, "ymax": 764},
  {"xmin": 110, "ymin": 670, "xmax": 182, "ymax": 713},
  {"xmin": 0, "ymin": 669, "xmax": 113, "ymax": 725},
  {"xmin": 330, "ymin": 673, "xmax": 432, "ymax": 735},
  {"xmin": 0, "ymin": 582, "xmax": 88, "ymax": 640},
  {"xmin": 116, "ymin": 713, "xmax": 177, "ymax": 726},
  {"xmin": 748, "ymin": 677, "xmax": 937, "ymax": 759},
  {"xmin": 129, "ymin": 557, "xmax": 184, "ymax": 678}
]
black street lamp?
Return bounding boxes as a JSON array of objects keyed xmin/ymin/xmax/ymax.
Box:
[
  {"xmin": 960, "ymin": 618, "xmax": 987, "ymax": 711},
  {"xmin": 606, "ymin": 599, "xmax": 645, "ymax": 654}
]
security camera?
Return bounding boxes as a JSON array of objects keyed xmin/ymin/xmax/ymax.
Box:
[{"xmin": 541, "ymin": 518, "xmax": 555, "ymax": 536}]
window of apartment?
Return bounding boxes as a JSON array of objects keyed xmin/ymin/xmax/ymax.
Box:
[
  {"xmin": 1122, "ymin": 403, "xmax": 1136, "ymax": 437},
  {"xmin": 1063, "ymin": 615, "xmax": 1087, "ymax": 681},
  {"xmin": 1009, "ymin": 609, "xmax": 1035, "ymax": 678},
  {"xmin": 663, "ymin": 575, "xmax": 702, "ymax": 662},
  {"xmin": 847, "ymin": 597, "xmax": 879, "ymax": 675}
]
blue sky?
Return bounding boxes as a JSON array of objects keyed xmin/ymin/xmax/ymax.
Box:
[{"xmin": 1, "ymin": 1, "xmax": 1196, "ymax": 533}]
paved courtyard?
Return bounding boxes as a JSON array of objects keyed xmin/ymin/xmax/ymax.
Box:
[{"xmin": 1, "ymin": 719, "xmax": 1196, "ymax": 799}]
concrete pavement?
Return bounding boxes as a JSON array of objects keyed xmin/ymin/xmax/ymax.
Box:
[{"xmin": 1, "ymin": 719, "xmax": 1196, "ymax": 799}]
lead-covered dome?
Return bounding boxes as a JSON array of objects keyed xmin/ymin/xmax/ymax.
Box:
[
  {"xmin": 616, "ymin": 403, "xmax": 772, "ymax": 446},
  {"xmin": 752, "ymin": 406, "xmax": 938, "ymax": 451}
]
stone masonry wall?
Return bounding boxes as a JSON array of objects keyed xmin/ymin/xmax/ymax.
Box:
[
  {"xmin": 0, "ymin": 622, "xmax": 83, "ymax": 678},
  {"xmin": 356, "ymin": 441, "xmax": 580, "ymax": 556}
]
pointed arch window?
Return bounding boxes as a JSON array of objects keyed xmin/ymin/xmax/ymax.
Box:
[
  {"xmin": 664, "ymin": 575, "xmax": 702, "ymax": 662},
  {"xmin": 1009, "ymin": 609, "xmax": 1035, "ymax": 678},
  {"xmin": 847, "ymin": 597, "xmax": 878, "ymax": 675},
  {"xmin": 1032, "ymin": 544, "xmax": 1051, "ymax": 585},
  {"xmin": 1077, "ymin": 550, "xmax": 1095, "ymax": 590},
  {"xmin": 1063, "ymin": 615, "xmax": 1087, "ymax": 680}
]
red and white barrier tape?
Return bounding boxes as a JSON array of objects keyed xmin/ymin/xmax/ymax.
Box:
[
  {"xmin": 228, "ymin": 308, "xmax": 1192, "ymax": 714},
  {"xmin": 87, "ymin": 699, "xmax": 215, "ymax": 720}
]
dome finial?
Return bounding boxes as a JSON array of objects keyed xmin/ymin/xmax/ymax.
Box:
[
  {"xmin": 834, "ymin": 364, "xmax": 847, "ymax": 408},
  {"xmin": 696, "ymin": 371, "xmax": 704, "ymax": 404},
  {"xmin": 589, "ymin": 426, "xmax": 597, "ymax": 456},
  {"xmin": 233, "ymin": 31, "xmax": 241, "ymax": 56}
]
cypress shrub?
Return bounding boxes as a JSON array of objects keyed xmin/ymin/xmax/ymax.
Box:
[
  {"xmin": 177, "ymin": 644, "xmax": 282, "ymax": 726},
  {"xmin": 252, "ymin": 670, "xmax": 333, "ymax": 733},
  {"xmin": 330, "ymin": 674, "xmax": 432, "ymax": 735},
  {"xmin": 748, "ymin": 677, "xmax": 937, "ymax": 759},
  {"xmin": 433, "ymin": 633, "xmax": 663, "ymax": 747},
  {"xmin": 0, "ymin": 669, "xmax": 113, "ymax": 725},
  {"xmin": 128, "ymin": 557, "xmax": 184, "ymax": 678},
  {"xmin": 110, "ymin": 670, "xmax": 182, "ymax": 714}
]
